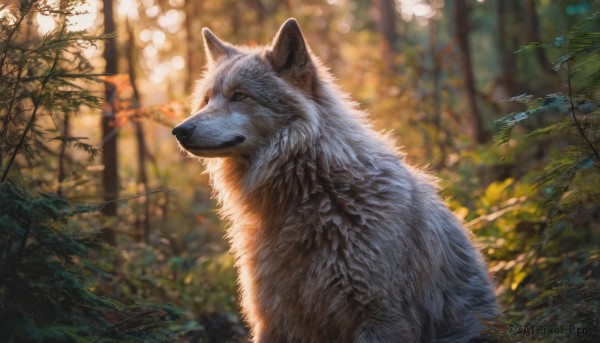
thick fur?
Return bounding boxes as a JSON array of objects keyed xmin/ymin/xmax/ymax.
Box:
[{"xmin": 174, "ymin": 19, "xmax": 498, "ymax": 342}]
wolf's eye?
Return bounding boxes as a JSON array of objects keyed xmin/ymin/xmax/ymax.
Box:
[
  {"xmin": 202, "ymin": 95, "xmax": 209, "ymax": 107},
  {"xmin": 231, "ymin": 92, "xmax": 248, "ymax": 102}
]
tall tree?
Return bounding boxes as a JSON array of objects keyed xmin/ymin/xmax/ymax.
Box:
[
  {"xmin": 428, "ymin": 16, "xmax": 445, "ymax": 166},
  {"xmin": 126, "ymin": 17, "xmax": 150, "ymax": 243},
  {"xmin": 101, "ymin": 0, "xmax": 118, "ymax": 245},
  {"xmin": 524, "ymin": 0, "xmax": 551, "ymax": 72},
  {"xmin": 453, "ymin": 0, "xmax": 487, "ymax": 144},
  {"xmin": 56, "ymin": 0, "xmax": 70, "ymax": 197},
  {"xmin": 184, "ymin": 0, "xmax": 202, "ymax": 92},
  {"xmin": 496, "ymin": 0, "xmax": 517, "ymax": 98},
  {"xmin": 372, "ymin": 0, "xmax": 399, "ymax": 71}
]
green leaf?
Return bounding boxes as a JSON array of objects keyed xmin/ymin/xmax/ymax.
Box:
[
  {"xmin": 527, "ymin": 119, "xmax": 572, "ymax": 138},
  {"xmin": 493, "ymin": 94, "xmax": 572, "ymax": 145},
  {"xmin": 553, "ymin": 53, "xmax": 572, "ymax": 71}
]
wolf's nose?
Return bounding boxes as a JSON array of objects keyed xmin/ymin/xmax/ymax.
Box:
[{"xmin": 172, "ymin": 123, "xmax": 195, "ymax": 143}]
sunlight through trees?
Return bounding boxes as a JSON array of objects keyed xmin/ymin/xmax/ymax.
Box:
[{"xmin": 1, "ymin": 0, "xmax": 598, "ymax": 341}]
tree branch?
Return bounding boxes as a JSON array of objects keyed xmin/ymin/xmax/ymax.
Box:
[
  {"xmin": 1, "ymin": 26, "xmax": 65, "ymax": 182},
  {"xmin": 0, "ymin": 62, "xmax": 24, "ymax": 157},
  {"xmin": 566, "ymin": 62, "xmax": 600, "ymax": 167}
]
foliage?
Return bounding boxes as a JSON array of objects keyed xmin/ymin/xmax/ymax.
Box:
[
  {"xmin": 0, "ymin": 181, "xmax": 181, "ymax": 342},
  {"xmin": 104, "ymin": 74, "xmax": 183, "ymax": 128},
  {"xmin": 489, "ymin": 11, "xmax": 600, "ymax": 341},
  {"xmin": 0, "ymin": 0, "xmax": 106, "ymax": 185},
  {"xmin": 0, "ymin": 1, "xmax": 185, "ymax": 341},
  {"xmin": 494, "ymin": 11, "xmax": 600, "ymax": 237}
]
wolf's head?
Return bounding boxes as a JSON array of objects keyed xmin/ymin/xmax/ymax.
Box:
[{"xmin": 173, "ymin": 19, "xmax": 321, "ymax": 158}]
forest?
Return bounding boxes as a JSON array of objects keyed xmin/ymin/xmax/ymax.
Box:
[{"xmin": 0, "ymin": 0, "xmax": 599, "ymax": 342}]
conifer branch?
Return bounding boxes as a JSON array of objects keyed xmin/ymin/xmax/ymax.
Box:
[
  {"xmin": 96, "ymin": 189, "xmax": 172, "ymax": 209},
  {"xmin": 0, "ymin": 62, "xmax": 24, "ymax": 147},
  {"xmin": 566, "ymin": 62, "xmax": 600, "ymax": 167},
  {"xmin": 1, "ymin": 26, "xmax": 65, "ymax": 182},
  {"xmin": 0, "ymin": 4, "xmax": 30, "ymax": 78}
]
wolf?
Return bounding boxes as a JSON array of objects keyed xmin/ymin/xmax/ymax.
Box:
[{"xmin": 173, "ymin": 18, "xmax": 498, "ymax": 343}]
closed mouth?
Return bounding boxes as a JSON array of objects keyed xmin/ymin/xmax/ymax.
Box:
[{"xmin": 183, "ymin": 135, "xmax": 245, "ymax": 150}]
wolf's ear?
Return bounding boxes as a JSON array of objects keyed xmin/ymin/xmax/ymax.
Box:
[
  {"xmin": 202, "ymin": 28, "xmax": 237, "ymax": 67},
  {"xmin": 267, "ymin": 18, "xmax": 313, "ymax": 75}
]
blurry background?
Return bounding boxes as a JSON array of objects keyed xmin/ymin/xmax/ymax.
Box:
[{"xmin": 1, "ymin": 0, "xmax": 599, "ymax": 342}]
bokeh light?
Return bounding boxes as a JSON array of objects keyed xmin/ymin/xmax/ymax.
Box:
[
  {"xmin": 68, "ymin": 0, "xmax": 97, "ymax": 32},
  {"xmin": 118, "ymin": 0, "xmax": 139, "ymax": 19},
  {"xmin": 171, "ymin": 55, "xmax": 185, "ymax": 70},
  {"xmin": 36, "ymin": 13, "xmax": 56, "ymax": 35}
]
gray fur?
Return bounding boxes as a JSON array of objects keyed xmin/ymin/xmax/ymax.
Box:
[{"xmin": 174, "ymin": 18, "xmax": 498, "ymax": 343}]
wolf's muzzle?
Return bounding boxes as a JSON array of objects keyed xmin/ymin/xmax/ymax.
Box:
[{"xmin": 172, "ymin": 122, "xmax": 196, "ymax": 144}]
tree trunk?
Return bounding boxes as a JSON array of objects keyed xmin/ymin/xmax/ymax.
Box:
[
  {"xmin": 184, "ymin": 0, "xmax": 203, "ymax": 92},
  {"xmin": 429, "ymin": 18, "xmax": 446, "ymax": 167},
  {"xmin": 126, "ymin": 17, "xmax": 150, "ymax": 243},
  {"xmin": 100, "ymin": 0, "xmax": 118, "ymax": 245},
  {"xmin": 525, "ymin": 0, "xmax": 551, "ymax": 72},
  {"xmin": 372, "ymin": 0, "xmax": 398, "ymax": 71},
  {"xmin": 56, "ymin": 0, "xmax": 69, "ymax": 198},
  {"xmin": 496, "ymin": 0, "xmax": 517, "ymax": 98},
  {"xmin": 57, "ymin": 112, "xmax": 69, "ymax": 197},
  {"xmin": 454, "ymin": 0, "xmax": 487, "ymax": 144}
]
